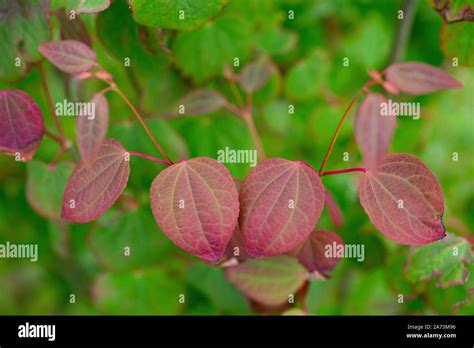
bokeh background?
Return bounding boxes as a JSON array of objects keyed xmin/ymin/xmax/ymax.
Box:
[{"xmin": 0, "ymin": 0, "xmax": 472, "ymax": 315}]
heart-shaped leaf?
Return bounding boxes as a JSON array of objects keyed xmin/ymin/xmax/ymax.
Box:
[
  {"xmin": 359, "ymin": 153, "xmax": 446, "ymax": 245},
  {"xmin": 38, "ymin": 40, "xmax": 96, "ymax": 74},
  {"xmin": 186, "ymin": 263, "xmax": 250, "ymax": 314},
  {"xmin": 0, "ymin": 90, "xmax": 45, "ymax": 161},
  {"xmin": 225, "ymin": 255, "xmax": 308, "ymax": 306},
  {"xmin": 239, "ymin": 158, "xmax": 325, "ymax": 258},
  {"xmin": 441, "ymin": 22, "xmax": 474, "ymax": 67},
  {"xmin": 93, "ymin": 268, "xmax": 182, "ymax": 314},
  {"xmin": 176, "ymin": 89, "xmax": 227, "ymax": 116},
  {"xmin": 224, "ymin": 225, "xmax": 249, "ymax": 262},
  {"xmin": 55, "ymin": 9, "xmax": 92, "ymax": 46},
  {"xmin": 354, "ymin": 93, "xmax": 397, "ymax": 170},
  {"xmin": 89, "ymin": 208, "xmax": 163, "ymax": 272},
  {"xmin": 76, "ymin": 93, "xmax": 109, "ymax": 163},
  {"xmin": 405, "ymin": 233, "xmax": 473, "ymax": 288},
  {"xmin": 173, "ymin": 16, "xmax": 251, "ymax": 82},
  {"xmin": 0, "ymin": 0, "xmax": 51, "ymax": 81},
  {"xmin": 129, "ymin": 0, "xmax": 228, "ymax": 31},
  {"xmin": 385, "ymin": 62, "xmax": 462, "ymax": 95},
  {"xmin": 150, "ymin": 157, "xmax": 239, "ymax": 262},
  {"xmin": 324, "ymin": 189, "xmax": 344, "ymax": 228},
  {"xmin": 237, "ymin": 58, "xmax": 273, "ymax": 93},
  {"xmin": 295, "ymin": 230, "xmax": 344, "ymax": 275},
  {"xmin": 73, "ymin": 0, "xmax": 111, "ymax": 14},
  {"xmin": 62, "ymin": 139, "xmax": 130, "ymax": 223},
  {"xmin": 26, "ymin": 160, "xmax": 74, "ymax": 220}
]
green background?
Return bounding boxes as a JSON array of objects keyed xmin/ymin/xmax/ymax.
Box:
[{"xmin": 0, "ymin": 0, "xmax": 472, "ymax": 315}]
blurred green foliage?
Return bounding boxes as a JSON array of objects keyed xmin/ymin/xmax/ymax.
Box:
[{"xmin": 0, "ymin": 0, "xmax": 472, "ymax": 315}]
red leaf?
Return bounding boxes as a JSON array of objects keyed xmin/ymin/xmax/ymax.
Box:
[
  {"xmin": 324, "ymin": 189, "xmax": 344, "ymax": 228},
  {"xmin": 0, "ymin": 90, "xmax": 44, "ymax": 161},
  {"xmin": 176, "ymin": 89, "xmax": 227, "ymax": 116},
  {"xmin": 38, "ymin": 40, "xmax": 96, "ymax": 74},
  {"xmin": 224, "ymin": 225, "xmax": 249, "ymax": 262},
  {"xmin": 76, "ymin": 93, "xmax": 109, "ymax": 163},
  {"xmin": 359, "ymin": 153, "xmax": 446, "ymax": 245},
  {"xmin": 62, "ymin": 139, "xmax": 130, "ymax": 223},
  {"xmin": 150, "ymin": 157, "xmax": 239, "ymax": 262},
  {"xmin": 239, "ymin": 158, "xmax": 325, "ymax": 258},
  {"xmin": 354, "ymin": 93, "xmax": 397, "ymax": 170},
  {"xmin": 385, "ymin": 62, "xmax": 462, "ymax": 95},
  {"xmin": 296, "ymin": 229, "xmax": 344, "ymax": 275},
  {"xmin": 237, "ymin": 57, "xmax": 273, "ymax": 93}
]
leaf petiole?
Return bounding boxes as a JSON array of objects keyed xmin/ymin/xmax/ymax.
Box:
[
  {"xmin": 321, "ymin": 167, "xmax": 368, "ymax": 177},
  {"xmin": 128, "ymin": 151, "xmax": 171, "ymax": 166},
  {"xmin": 318, "ymin": 78, "xmax": 378, "ymax": 175}
]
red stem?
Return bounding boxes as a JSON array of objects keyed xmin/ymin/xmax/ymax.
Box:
[
  {"xmin": 318, "ymin": 79, "xmax": 378, "ymax": 175},
  {"xmin": 321, "ymin": 167, "xmax": 368, "ymax": 177},
  {"xmin": 128, "ymin": 151, "xmax": 171, "ymax": 166}
]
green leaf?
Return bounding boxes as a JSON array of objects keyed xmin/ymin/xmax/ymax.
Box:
[
  {"xmin": 262, "ymin": 99, "xmax": 291, "ymax": 134},
  {"xmin": 257, "ymin": 27, "xmax": 298, "ymax": 56},
  {"xmin": 441, "ymin": 22, "xmax": 474, "ymax": 66},
  {"xmin": 89, "ymin": 208, "xmax": 164, "ymax": 272},
  {"xmin": 129, "ymin": 0, "xmax": 228, "ymax": 31},
  {"xmin": 174, "ymin": 115, "xmax": 253, "ymax": 179},
  {"xmin": 108, "ymin": 118, "xmax": 188, "ymax": 189},
  {"xmin": 96, "ymin": 0, "xmax": 170, "ymax": 74},
  {"xmin": 109, "ymin": 118, "xmax": 188, "ymax": 162},
  {"xmin": 26, "ymin": 160, "xmax": 74, "ymax": 220},
  {"xmin": 174, "ymin": 16, "xmax": 252, "ymax": 82},
  {"xmin": 225, "ymin": 256, "xmax": 308, "ymax": 306},
  {"xmin": 74, "ymin": 0, "xmax": 111, "ymax": 14},
  {"xmin": 282, "ymin": 308, "xmax": 306, "ymax": 315},
  {"xmin": 186, "ymin": 263, "xmax": 250, "ymax": 314},
  {"xmin": 341, "ymin": 14, "xmax": 392, "ymax": 69},
  {"xmin": 93, "ymin": 268, "xmax": 182, "ymax": 314},
  {"xmin": 284, "ymin": 49, "xmax": 330, "ymax": 101},
  {"xmin": 0, "ymin": 0, "xmax": 51, "ymax": 81},
  {"xmin": 405, "ymin": 234, "xmax": 473, "ymax": 288}
]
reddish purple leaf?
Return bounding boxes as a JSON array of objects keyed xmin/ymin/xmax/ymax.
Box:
[
  {"xmin": 237, "ymin": 57, "xmax": 273, "ymax": 93},
  {"xmin": 225, "ymin": 255, "xmax": 308, "ymax": 306},
  {"xmin": 224, "ymin": 225, "xmax": 249, "ymax": 262},
  {"xmin": 62, "ymin": 139, "xmax": 130, "ymax": 223},
  {"xmin": 150, "ymin": 157, "xmax": 239, "ymax": 262},
  {"xmin": 177, "ymin": 89, "xmax": 227, "ymax": 116},
  {"xmin": 359, "ymin": 153, "xmax": 446, "ymax": 245},
  {"xmin": 76, "ymin": 93, "xmax": 109, "ymax": 163},
  {"xmin": 354, "ymin": 93, "xmax": 397, "ymax": 170},
  {"xmin": 296, "ymin": 229, "xmax": 344, "ymax": 275},
  {"xmin": 0, "ymin": 90, "xmax": 44, "ymax": 161},
  {"xmin": 239, "ymin": 158, "xmax": 325, "ymax": 258},
  {"xmin": 385, "ymin": 62, "xmax": 462, "ymax": 95},
  {"xmin": 38, "ymin": 40, "xmax": 96, "ymax": 74},
  {"xmin": 55, "ymin": 10, "xmax": 92, "ymax": 46},
  {"xmin": 325, "ymin": 189, "xmax": 344, "ymax": 228}
]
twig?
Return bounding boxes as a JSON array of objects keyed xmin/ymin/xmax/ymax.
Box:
[
  {"xmin": 38, "ymin": 63, "xmax": 65, "ymax": 141},
  {"xmin": 390, "ymin": 0, "xmax": 417, "ymax": 63}
]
